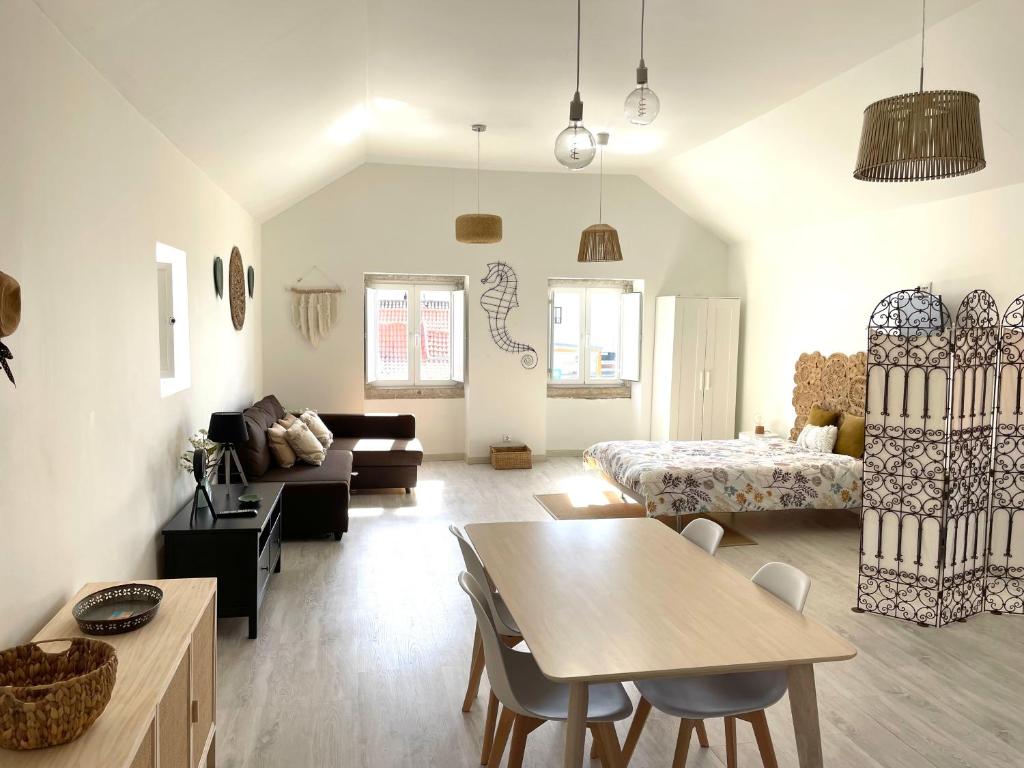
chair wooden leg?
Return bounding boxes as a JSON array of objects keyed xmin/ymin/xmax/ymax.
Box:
[
  {"xmin": 695, "ymin": 719, "xmax": 710, "ymax": 748},
  {"xmin": 747, "ymin": 710, "xmax": 779, "ymax": 768},
  {"xmin": 724, "ymin": 716, "xmax": 738, "ymax": 768},
  {"xmin": 591, "ymin": 736, "xmax": 600, "ymax": 760},
  {"xmin": 590, "ymin": 723, "xmax": 625, "ymax": 768},
  {"xmin": 508, "ymin": 716, "xmax": 544, "ymax": 768},
  {"xmin": 671, "ymin": 719, "xmax": 696, "ymax": 768},
  {"xmin": 487, "ymin": 707, "xmax": 516, "ymax": 767},
  {"xmin": 621, "ymin": 697, "xmax": 652, "ymax": 766},
  {"xmin": 463, "ymin": 628, "xmax": 485, "ymax": 712},
  {"xmin": 480, "ymin": 691, "xmax": 499, "ymax": 765}
]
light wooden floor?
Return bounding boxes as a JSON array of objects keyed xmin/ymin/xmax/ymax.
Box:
[{"xmin": 216, "ymin": 458, "xmax": 1023, "ymax": 768}]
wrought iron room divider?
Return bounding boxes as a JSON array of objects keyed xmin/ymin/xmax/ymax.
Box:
[{"xmin": 856, "ymin": 288, "xmax": 1024, "ymax": 627}]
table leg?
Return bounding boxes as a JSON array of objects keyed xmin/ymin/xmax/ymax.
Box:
[
  {"xmin": 564, "ymin": 682, "xmax": 588, "ymax": 768},
  {"xmin": 787, "ymin": 664, "xmax": 823, "ymax": 768}
]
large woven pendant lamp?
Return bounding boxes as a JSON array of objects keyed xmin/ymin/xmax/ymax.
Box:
[
  {"xmin": 455, "ymin": 124, "xmax": 502, "ymax": 244},
  {"xmin": 854, "ymin": 0, "xmax": 985, "ymax": 182},
  {"xmin": 578, "ymin": 133, "xmax": 623, "ymax": 263}
]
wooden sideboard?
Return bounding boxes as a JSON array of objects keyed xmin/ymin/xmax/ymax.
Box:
[{"xmin": 4, "ymin": 579, "xmax": 217, "ymax": 768}]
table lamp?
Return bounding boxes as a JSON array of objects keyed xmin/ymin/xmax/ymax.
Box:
[{"xmin": 208, "ymin": 412, "xmax": 249, "ymax": 485}]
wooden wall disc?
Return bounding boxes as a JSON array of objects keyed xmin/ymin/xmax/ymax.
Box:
[{"xmin": 229, "ymin": 247, "xmax": 245, "ymax": 331}]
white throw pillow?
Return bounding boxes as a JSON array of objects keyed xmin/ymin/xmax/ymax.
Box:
[
  {"xmin": 300, "ymin": 409, "xmax": 334, "ymax": 449},
  {"xmin": 796, "ymin": 424, "xmax": 838, "ymax": 453},
  {"xmin": 284, "ymin": 420, "xmax": 326, "ymax": 466},
  {"xmin": 267, "ymin": 423, "xmax": 297, "ymax": 468},
  {"xmin": 277, "ymin": 412, "xmax": 298, "ymax": 429}
]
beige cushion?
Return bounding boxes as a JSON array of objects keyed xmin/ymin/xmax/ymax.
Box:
[
  {"xmin": 277, "ymin": 412, "xmax": 298, "ymax": 429},
  {"xmin": 796, "ymin": 424, "xmax": 839, "ymax": 453},
  {"xmin": 300, "ymin": 409, "xmax": 334, "ymax": 449},
  {"xmin": 285, "ymin": 420, "xmax": 326, "ymax": 466},
  {"xmin": 266, "ymin": 423, "xmax": 297, "ymax": 468}
]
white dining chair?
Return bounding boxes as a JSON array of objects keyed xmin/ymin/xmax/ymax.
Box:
[
  {"xmin": 449, "ymin": 525, "xmax": 522, "ymax": 764},
  {"xmin": 458, "ymin": 571, "xmax": 634, "ymax": 768},
  {"xmin": 681, "ymin": 518, "xmax": 725, "ymax": 556},
  {"xmin": 622, "ymin": 562, "xmax": 812, "ymax": 768}
]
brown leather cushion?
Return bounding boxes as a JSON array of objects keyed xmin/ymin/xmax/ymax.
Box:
[
  {"xmin": 237, "ymin": 407, "xmax": 276, "ymax": 479},
  {"xmin": 330, "ymin": 437, "xmax": 424, "ymax": 467},
  {"xmin": 260, "ymin": 449, "xmax": 353, "ymax": 484},
  {"xmin": 251, "ymin": 395, "xmax": 286, "ymax": 422}
]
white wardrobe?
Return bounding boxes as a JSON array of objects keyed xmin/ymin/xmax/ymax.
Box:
[{"xmin": 651, "ymin": 296, "xmax": 741, "ymax": 441}]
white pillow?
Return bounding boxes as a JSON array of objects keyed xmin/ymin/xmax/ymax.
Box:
[
  {"xmin": 300, "ymin": 409, "xmax": 334, "ymax": 449},
  {"xmin": 277, "ymin": 412, "xmax": 298, "ymax": 429},
  {"xmin": 796, "ymin": 424, "xmax": 838, "ymax": 453},
  {"xmin": 267, "ymin": 423, "xmax": 297, "ymax": 468},
  {"xmin": 284, "ymin": 420, "xmax": 326, "ymax": 466}
]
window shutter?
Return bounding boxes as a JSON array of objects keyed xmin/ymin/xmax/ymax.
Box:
[
  {"xmin": 452, "ymin": 289, "xmax": 465, "ymax": 383},
  {"xmin": 365, "ymin": 286, "xmax": 378, "ymax": 384},
  {"xmin": 619, "ymin": 291, "xmax": 642, "ymax": 382}
]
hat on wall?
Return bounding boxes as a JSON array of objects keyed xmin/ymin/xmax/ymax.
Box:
[
  {"xmin": 0, "ymin": 271, "xmax": 20, "ymax": 387},
  {"xmin": 0, "ymin": 271, "xmax": 21, "ymax": 338}
]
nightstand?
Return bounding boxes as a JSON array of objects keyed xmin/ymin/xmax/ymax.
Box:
[{"xmin": 739, "ymin": 430, "xmax": 778, "ymax": 440}]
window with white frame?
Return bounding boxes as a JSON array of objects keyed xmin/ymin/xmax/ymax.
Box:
[
  {"xmin": 365, "ymin": 275, "xmax": 465, "ymax": 391},
  {"xmin": 548, "ymin": 280, "xmax": 641, "ymax": 385}
]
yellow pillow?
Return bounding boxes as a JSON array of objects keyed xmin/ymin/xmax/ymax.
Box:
[
  {"xmin": 835, "ymin": 414, "xmax": 866, "ymax": 458},
  {"xmin": 808, "ymin": 405, "xmax": 840, "ymax": 427}
]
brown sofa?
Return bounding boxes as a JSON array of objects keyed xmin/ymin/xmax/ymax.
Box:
[
  {"xmin": 319, "ymin": 413, "xmax": 423, "ymax": 493},
  {"xmin": 233, "ymin": 396, "xmax": 424, "ymax": 541}
]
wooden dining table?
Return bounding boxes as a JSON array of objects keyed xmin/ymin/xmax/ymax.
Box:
[{"xmin": 465, "ymin": 518, "xmax": 856, "ymax": 768}]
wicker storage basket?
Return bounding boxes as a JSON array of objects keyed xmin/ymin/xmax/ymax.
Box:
[
  {"xmin": 0, "ymin": 637, "xmax": 118, "ymax": 751},
  {"xmin": 490, "ymin": 443, "xmax": 532, "ymax": 470}
]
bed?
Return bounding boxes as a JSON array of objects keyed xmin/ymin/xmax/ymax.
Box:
[{"xmin": 584, "ymin": 351, "xmax": 866, "ymax": 516}]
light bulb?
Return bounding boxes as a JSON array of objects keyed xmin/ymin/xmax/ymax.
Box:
[
  {"xmin": 625, "ymin": 85, "xmax": 660, "ymax": 125},
  {"xmin": 554, "ymin": 123, "xmax": 597, "ymax": 170}
]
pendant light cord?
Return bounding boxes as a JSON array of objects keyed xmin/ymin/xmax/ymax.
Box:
[
  {"xmin": 640, "ymin": 0, "xmax": 646, "ymax": 60},
  {"xmin": 476, "ymin": 129, "xmax": 481, "ymax": 212},
  {"xmin": 919, "ymin": 0, "xmax": 927, "ymax": 93},
  {"xmin": 599, "ymin": 142, "xmax": 604, "ymax": 223},
  {"xmin": 575, "ymin": 0, "xmax": 581, "ymax": 93}
]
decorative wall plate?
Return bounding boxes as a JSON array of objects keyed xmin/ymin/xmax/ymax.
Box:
[
  {"xmin": 247, "ymin": 265, "xmax": 255, "ymax": 298},
  {"xmin": 213, "ymin": 256, "xmax": 223, "ymax": 298},
  {"xmin": 229, "ymin": 247, "xmax": 245, "ymax": 331}
]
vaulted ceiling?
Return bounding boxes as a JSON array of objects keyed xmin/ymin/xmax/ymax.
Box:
[{"xmin": 37, "ymin": 0, "xmax": 1016, "ymax": 241}]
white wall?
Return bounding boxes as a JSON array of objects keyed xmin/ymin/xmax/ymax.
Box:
[
  {"xmin": 0, "ymin": 0, "xmax": 261, "ymax": 648},
  {"xmin": 261, "ymin": 163, "xmax": 729, "ymax": 459},
  {"xmin": 729, "ymin": 181, "xmax": 1024, "ymax": 439}
]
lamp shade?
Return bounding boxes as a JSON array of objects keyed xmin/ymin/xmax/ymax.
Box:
[
  {"xmin": 854, "ymin": 90, "xmax": 985, "ymax": 182},
  {"xmin": 208, "ymin": 412, "xmax": 249, "ymax": 444},
  {"xmin": 455, "ymin": 213, "xmax": 503, "ymax": 244},
  {"xmin": 578, "ymin": 224, "xmax": 623, "ymax": 263}
]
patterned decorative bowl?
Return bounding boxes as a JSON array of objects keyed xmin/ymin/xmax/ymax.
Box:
[{"xmin": 72, "ymin": 584, "xmax": 163, "ymax": 636}]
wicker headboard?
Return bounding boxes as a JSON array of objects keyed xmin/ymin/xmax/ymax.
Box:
[{"xmin": 790, "ymin": 352, "xmax": 867, "ymax": 440}]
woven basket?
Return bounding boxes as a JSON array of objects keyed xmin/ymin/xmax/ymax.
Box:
[
  {"xmin": 0, "ymin": 638, "xmax": 118, "ymax": 750},
  {"xmin": 490, "ymin": 444, "xmax": 532, "ymax": 470}
]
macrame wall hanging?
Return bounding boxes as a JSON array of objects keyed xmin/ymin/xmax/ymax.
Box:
[
  {"xmin": 289, "ymin": 266, "xmax": 345, "ymax": 348},
  {"xmin": 480, "ymin": 261, "xmax": 537, "ymax": 369}
]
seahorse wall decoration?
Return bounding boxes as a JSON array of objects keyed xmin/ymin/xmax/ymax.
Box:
[{"xmin": 480, "ymin": 261, "xmax": 537, "ymax": 369}]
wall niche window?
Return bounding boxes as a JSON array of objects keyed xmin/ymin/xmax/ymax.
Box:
[
  {"xmin": 364, "ymin": 273, "xmax": 466, "ymax": 399},
  {"xmin": 547, "ymin": 278, "xmax": 641, "ymax": 398},
  {"xmin": 156, "ymin": 242, "xmax": 191, "ymax": 397}
]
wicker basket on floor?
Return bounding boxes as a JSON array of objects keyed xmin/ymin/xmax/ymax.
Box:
[
  {"xmin": 0, "ymin": 637, "xmax": 118, "ymax": 750},
  {"xmin": 490, "ymin": 444, "xmax": 532, "ymax": 470}
]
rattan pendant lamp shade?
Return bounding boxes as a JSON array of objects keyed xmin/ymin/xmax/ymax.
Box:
[
  {"xmin": 854, "ymin": 0, "xmax": 985, "ymax": 182},
  {"xmin": 456, "ymin": 124, "xmax": 502, "ymax": 244},
  {"xmin": 578, "ymin": 133, "xmax": 622, "ymax": 263}
]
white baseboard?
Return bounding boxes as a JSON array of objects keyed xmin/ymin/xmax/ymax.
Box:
[
  {"xmin": 546, "ymin": 449, "xmax": 584, "ymax": 458},
  {"xmin": 423, "ymin": 453, "xmax": 466, "ymax": 462},
  {"xmin": 466, "ymin": 454, "xmax": 549, "ymax": 465}
]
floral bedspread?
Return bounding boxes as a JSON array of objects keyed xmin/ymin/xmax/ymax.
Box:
[{"xmin": 584, "ymin": 438, "xmax": 862, "ymax": 516}]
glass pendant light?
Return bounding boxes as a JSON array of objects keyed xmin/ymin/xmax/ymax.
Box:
[
  {"xmin": 455, "ymin": 124, "xmax": 503, "ymax": 243},
  {"xmin": 578, "ymin": 133, "xmax": 623, "ymax": 263},
  {"xmin": 624, "ymin": 0, "xmax": 660, "ymax": 125},
  {"xmin": 854, "ymin": 0, "xmax": 984, "ymax": 182},
  {"xmin": 554, "ymin": 0, "xmax": 596, "ymax": 170}
]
